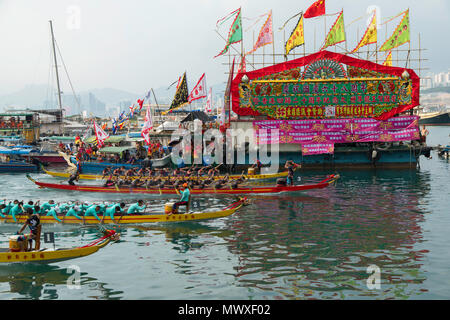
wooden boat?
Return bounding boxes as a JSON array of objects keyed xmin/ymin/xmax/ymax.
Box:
[
  {"xmin": 0, "ymin": 198, "xmax": 248, "ymax": 225},
  {"xmin": 0, "ymin": 229, "xmax": 117, "ymax": 263},
  {"xmin": 42, "ymin": 167, "xmax": 289, "ymax": 181},
  {"xmin": 27, "ymin": 174, "xmax": 338, "ymax": 195}
]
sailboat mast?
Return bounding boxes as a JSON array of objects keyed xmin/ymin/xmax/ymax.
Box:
[{"xmin": 49, "ymin": 20, "xmax": 63, "ymax": 113}]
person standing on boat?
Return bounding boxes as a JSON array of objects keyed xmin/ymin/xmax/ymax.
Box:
[
  {"xmin": 127, "ymin": 200, "xmax": 146, "ymax": 215},
  {"xmin": 171, "ymin": 183, "xmax": 190, "ymax": 214},
  {"xmin": 285, "ymin": 160, "xmax": 301, "ymax": 186},
  {"xmin": 68, "ymin": 172, "xmax": 80, "ymax": 186},
  {"xmin": 18, "ymin": 207, "xmax": 41, "ymax": 251}
]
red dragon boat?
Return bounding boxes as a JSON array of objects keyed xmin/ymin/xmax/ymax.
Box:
[{"xmin": 27, "ymin": 174, "xmax": 339, "ymax": 195}]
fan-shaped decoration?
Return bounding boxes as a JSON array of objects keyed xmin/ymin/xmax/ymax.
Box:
[{"xmin": 302, "ymin": 59, "xmax": 346, "ymax": 80}]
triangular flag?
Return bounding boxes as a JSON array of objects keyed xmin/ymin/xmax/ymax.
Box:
[
  {"xmin": 383, "ymin": 51, "xmax": 393, "ymax": 66},
  {"xmin": 205, "ymin": 88, "xmax": 212, "ymax": 113},
  {"xmin": 165, "ymin": 72, "xmax": 189, "ymax": 114},
  {"xmin": 237, "ymin": 54, "xmax": 246, "ymax": 73},
  {"xmin": 304, "ymin": 0, "xmax": 326, "ymax": 19},
  {"xmin": 141, "ymin": 105, "xmax": 153, "ymax": 145},
  {"xmin": 188, "ymin": 73, "xmax": 207, "ymax": 103},
  {"xmin": 351, "ymin": 11, "xmax": 377, "ymax": 53},
  {"xmin": 285, "ymin": 13, "xmax": 305, "ymax": 56},
  {"xmin": 93, "ymin": 121, "xmax": 109, "ymax": 148},
  {"xmin": 379, "ymin": 9, "xmax": 410, "ymax": 52},
  {"xmin": 214, "ymin": 8, "xmax": 243, "ymax": 58},
  {"xmin": 246, "ymin": 10, "xmax": 273, "ymax": 55},
  {"xmin": 322, "ymin": 10, "xmax": 346, "ymax": 50},
  {"xmin": 137, "ymin": 99, "xmax": 144, "ymax": 110}
]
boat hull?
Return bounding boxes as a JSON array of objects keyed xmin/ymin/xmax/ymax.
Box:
[
  {"xmin": 0, "ymin": 162, "xmax": 38, "ymax": 173},
  {"xmin": 28, "ymin": 175, "xmax": 337, "ymax": 195},
  {"xmin": 1, "ymin": 200, "xmax": 246, "ymax": 225},
  {"xmin": 0, "ymin": 237, "xmax": 111, "ymax": 263},
  {"xmin": 419, "ymin": 112, "xmax": 450, "ymax": 126}
]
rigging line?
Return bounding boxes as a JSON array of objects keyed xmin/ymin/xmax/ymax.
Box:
[
  {"xmin": 214, "ymin": 30, "xmax": 256, "ymax": 70},
  {"xmin": 54, "ymin": 39, "xmax": 81, "ymax": 112}
]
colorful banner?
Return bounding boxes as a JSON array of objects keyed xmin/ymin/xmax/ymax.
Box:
[
  {"xmin": 379, "ymin": 10, "xmax": 410, "ymax": 52},
  {"xmin": 285, "ymin": 13, "xmax": 305, "ymax": 56},
  {"xmin": 255, "ymin": 127, "xmax": 419, "ymax": 145},
  {"xmin": 302, "ymin": 143, "xmax": 334, "ymax": 155},
  {"xmin": 351, "ymin": 12, "xmax": 377, "ymax": 53},
  {"xmin": 322, "ymin": 10, "xmax": 345, "ymax": 50},
  {"xmin": 245, "ymin": 77, "xmax": 412, "ymax": 119},
  {"xmin": 215, "ymin": 8, "xmax": 243, "ymax": 58},
  {"xmin": 247, "ymin": 10, "xmax": 273, "ymax": 55},
  {"xmin": 231, "ymin": 50, "xmax": 420, "ymax": 121},
  {"xmin": 253, "ymin": 116, "xmax": 420, "ymax": 145}
]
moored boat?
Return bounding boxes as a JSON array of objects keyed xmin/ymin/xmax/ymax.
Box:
[
  {"xmin": 0, "ymin": 229, "xmax": 118, "ymax": 263},
  {"xmin": 27, "ymin": 174, "xmax": 338, "ymax": 195}
]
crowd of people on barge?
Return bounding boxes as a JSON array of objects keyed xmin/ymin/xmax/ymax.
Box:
[{"xmin": 58, "ymin": 137, "xmax": 167, "ymax": 164}]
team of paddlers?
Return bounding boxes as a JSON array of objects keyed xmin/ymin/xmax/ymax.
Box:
[{"xmin": 69, "ymin": 164, "xmax": 251, "ymax": 190}]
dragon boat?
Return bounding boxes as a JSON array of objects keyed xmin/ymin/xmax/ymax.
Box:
[
  {"xmin": 1, "ymin": 197, "xmax": 248, "ymax": 225},
  {"xmin": 27, "ymin": 174, "xmax": 338, "ymax": 195},
  {"xmin": 0, "ymin": 229, "xmax": 118, "ymax": 263}
]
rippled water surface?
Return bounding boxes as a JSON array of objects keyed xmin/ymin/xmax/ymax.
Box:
[{"xmin": 0, "ymin": 127, "xmax": 449, "ymax": 300}]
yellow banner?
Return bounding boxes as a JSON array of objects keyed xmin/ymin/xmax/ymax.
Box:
[
  {"xmin": 285, "ymin": 14, "xmax": 304, "ymax": 56},
  {"xmin": 351, "ymin": 13, "xmax": 377, "ymax": 53}
]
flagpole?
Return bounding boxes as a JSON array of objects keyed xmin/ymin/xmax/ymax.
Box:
[
  {"xmin": 151, "ymin": 88, "xmax": 164, "ymax": 131},
  {"xmin": 272, "ymin": 10, "xmax": 275, "ymax": 65}
]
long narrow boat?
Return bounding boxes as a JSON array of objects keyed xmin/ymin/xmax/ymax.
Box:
[
  {"xmin": 0, "ymin": 198, "xmax": 247, "ymax": 225},
  {"xmin": 0, "ymin": 229, "xmax": 117, "ymax": 263},
  {"xmin": 27, "ymin": 174, "xmax": 338, "ymax": 195},
  {"xmin": 42, "ymin": 167, "xmax": 289, "ymax": 181}
]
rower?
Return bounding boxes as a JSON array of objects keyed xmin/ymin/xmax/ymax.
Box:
[
  {"xmin": 10, "ymin": 201, "xmax": 24, "ymax": 223},
  {"xmin": 39, "ymin": 200, "xmax": 57, "ymax": 215},
  {"xmin": 101, "ymin": 166, "xmax": 112, "ymax": 179},
  {"xmin": 46, "ymin": 206, "xmax": 63, "ymax": 222},
  {"xmin": 17, "ymin": 207, "xmax": 41, "ymax": 251},
  {"xmin": 171, "ymin": 183, "xmax": 190, "ymax": 214},
  {"xmin": 83, "ymin": 205, "xmax": 102, "ymax": 224},
  {"xmin": 102, "ymin": 202, "xmax": 126, "ymax": 223},
  {"xmin": 63, "ymin": 204, "xmax": 83, "ymax": 222},
  {"xmin": 127, "ymin": 200, "xmax": 146, "ymax": 215},
  {"xmin": 285, "ymin": 160, "xmax": 301, "ymax": 186},
  {"xmin": 251, "ymin": 159, "xmax": 263, "ymax": 174}
]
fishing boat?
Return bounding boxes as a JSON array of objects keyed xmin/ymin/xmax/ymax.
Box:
[
  {"xmin": 41, "ymin": 166, "xmax": 289, "ymax": 181},
  {"xmin": 0, "ymin": 147, "xmax": 39, "ymax": 173},
  {"xmin": 1, "ymin": 198, "xmax": 248, "ymax": 225},
  {"xmin": 26, "ymin": 174, "xmax": 338, "ymax": 195},
  {"xmin": 0, "ymin": 229, "xmax": 118, "ymax": 263}
]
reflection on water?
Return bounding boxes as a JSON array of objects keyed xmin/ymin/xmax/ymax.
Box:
[
  {"xmin": 0, "ymin": 126, "xmax": 449, "ymax": 299},
  {"xmin": 222, "ymin": 168, "xmax": 432, "ymax": 299}
]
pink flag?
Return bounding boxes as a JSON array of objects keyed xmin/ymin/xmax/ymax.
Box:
[
  {"xmin": 188, "ymin": 73, "xmax": 207, "ymax": 103},
  {"xmin": 93, "ymin": 121, "xmax": 109, "ymax": 148},
  {"xmin": 205, "ymin": 88, "xmax": 212, "ymax": 113},
  {"xmin": 141, "ymin": 105, "xmax": 153, "ymax": 145},
  {"xmin": 247, "ymin": 11, "xmax": 273, "ymax": 55}
]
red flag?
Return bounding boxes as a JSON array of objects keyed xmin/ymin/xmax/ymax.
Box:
[
  {"xmin": 188, "ymin": 73, "xmax": 207, "ymax": 103},
  {"xmin": 137, "ymin": 99, "xmax": 144, "ymax": 110},
  {"xmin": 304, "ymin": 0, "xmax": 325, "ymax": 19}
]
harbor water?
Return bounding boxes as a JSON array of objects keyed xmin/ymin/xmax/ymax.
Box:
[{"xmin": 0, "ymin": 126, "xmax": 449, "ymax": 300}]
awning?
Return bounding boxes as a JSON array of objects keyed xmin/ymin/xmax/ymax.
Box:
[
  {"xmin": 98, "ymin": 146, "xmax": 134, "ymax": 154},
  {"xmin": 84, "ymin": 135, "xmax": 125, "ymax": 144}
]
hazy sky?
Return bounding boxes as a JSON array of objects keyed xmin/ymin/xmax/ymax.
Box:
[{"xmin": 0, "ymin": 0, "xmax": 448, "ymax": 96}]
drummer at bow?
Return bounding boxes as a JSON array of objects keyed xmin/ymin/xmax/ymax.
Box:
[{"xmin": 17, "ymin": 208, "xmax": 41, "ymax": 251}]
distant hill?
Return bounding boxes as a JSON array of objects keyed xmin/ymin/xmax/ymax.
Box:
[
  {"xmin": 422, "ymin": 87, "xmax": 450, "ymax": 94},
  {"xmin": 0, "ymin": 82, "xmax": 227, "ymax": 114}
]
